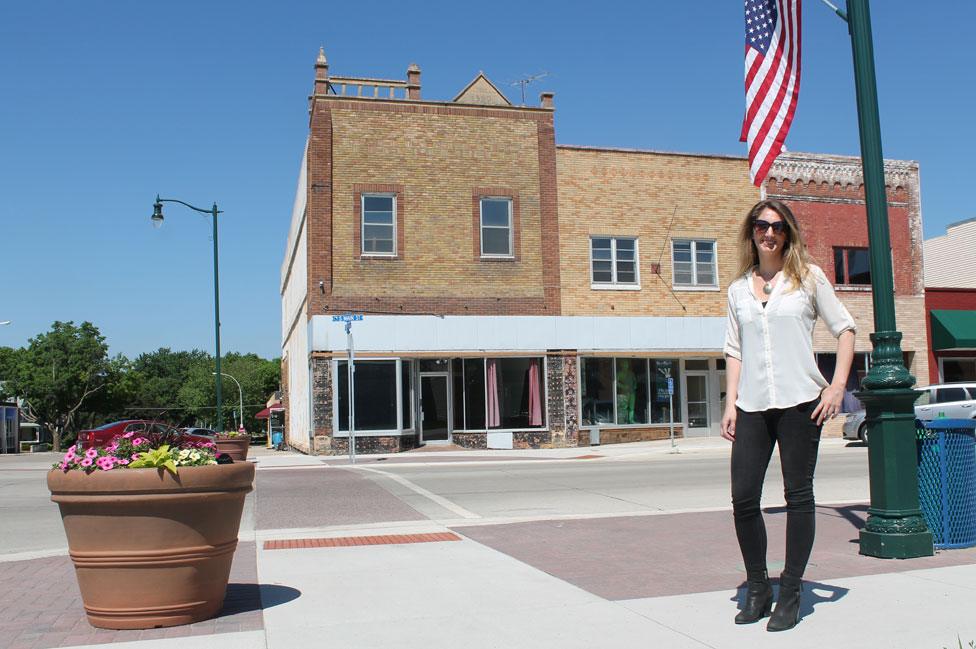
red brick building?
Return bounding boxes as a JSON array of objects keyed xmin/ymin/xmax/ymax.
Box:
[
  {"xmin": 280, "ymin": 53, "xmax": 930, "ymax": 454},
  {"xmin": 766, "ymin": 153, "xmax": 929, "ymax": 406}
]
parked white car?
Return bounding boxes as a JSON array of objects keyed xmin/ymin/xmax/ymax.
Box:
[
  {"xmin": 914, "ymin": 382, "xmax": 976, "ymax": 421},
  {"xmin": 843, "ymin": 382, "xmax": 976, "ymax": 446}
]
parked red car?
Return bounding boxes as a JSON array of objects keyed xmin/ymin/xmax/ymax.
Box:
[{"xmin": 76, "ymin": 420, "xmax": 213, "ymax": 449}]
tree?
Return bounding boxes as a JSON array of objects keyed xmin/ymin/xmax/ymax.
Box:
[
  {"xmin": 177, "ymin": 352, "xmax": 280, "ymax": 433},
  {"xmin": 126, "ymin": 348, "xmax": 211, "ymax": 426},
  {"xmin": 3, "ymin": 322, "xmax": 113, "ymax": 451}
]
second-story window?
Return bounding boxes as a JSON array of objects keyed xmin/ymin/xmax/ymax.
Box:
[
  {"xmin": 362, "ymin": 194, "xmax": 396, "ymax": 256},
  {"xmin": 672, "ymin": 239, "xmax": 717, "ymax": 288},
  {"xmin": 834, "ymin": 247, "xmax": 871, "ymax": 285},
  {"xmin": 480, "ymin": 198, "xmax": 513, "ymax": 257},
  {"xmin": 591, "ymin": 237, "xmax": 639, "ymax": 287}
]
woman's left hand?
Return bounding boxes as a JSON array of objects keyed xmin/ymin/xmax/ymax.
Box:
[{"xmin": 812, "ymin": 384, "xmax": 845, "ymax": 425}]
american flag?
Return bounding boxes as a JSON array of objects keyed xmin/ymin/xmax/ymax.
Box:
[{"xmin": 741, "ymin": 0, "xmax": 802, "ymax": 186}]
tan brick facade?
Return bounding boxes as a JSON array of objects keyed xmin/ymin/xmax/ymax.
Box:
[
  {"xmin": 557, "ymin": 147, "xmax": 758, "ymax": 316},
  {"xmin": 306, "ymin": 98, "xmax": 561, "ymax": 317},
  {"xmin": 283, "ymin": 56, "xmax": 931, "ymax": 454}
]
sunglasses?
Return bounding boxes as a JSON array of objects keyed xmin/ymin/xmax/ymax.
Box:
[{"xmin": 753, "ymin": 219, "xmax": 787, "ymax": 235}]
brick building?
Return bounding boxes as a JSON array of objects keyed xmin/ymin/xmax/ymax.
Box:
[
  {"xmin": 765, "ymin": 152, "xmax": 930, "ymax": 409},
  {"xmin": 923, "ymin": 217, "xmax": 976, "ymax": 383},
  {"xmin": 280, "ymin": 52, "xmax": 930, "ymax": 454}
]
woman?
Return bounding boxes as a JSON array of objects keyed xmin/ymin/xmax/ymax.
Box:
[{"xmin": 722, "ymin": 199, "xmax": 856, "ymax": 632}]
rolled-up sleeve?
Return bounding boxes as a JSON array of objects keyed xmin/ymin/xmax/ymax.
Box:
[
  {"xmin": 812, "ymin": 266, "xmax": 857, "ymax": 338},
  {"xmin": 723, "ymin": 286, "xmax": 742, "ymax": 360}
]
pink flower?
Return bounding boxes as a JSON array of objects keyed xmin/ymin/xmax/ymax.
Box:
[
  {"xmin": 80, "ymin": 458, "xmax": 93, "ymax": 468},
  {"xmin": 132, "ymin": 437, "xmax": 148, "ymax": 446},
  {"xmin": 123, "ymin": 431, "xmax": 135, "ymax": 439},
  {"xmin": 64, "ymin": 447, "xmax": 76, "ymax": 460},
  {"xmin": 96, "ymin": 457, "xmax": 115, "ymax": 471},
  {"xmin": 106, "ymin": 443, "xmax": 119, "ymax": 452},
  {"xmin": 131, "ymin": 453, "xmax": 140, "ymax": 460},
  {"xmin": 59, "ymin": 462, "xmax": 68, "ymax": 471},
  {"xmin": 84, "ymin": 448, "xmax": 98, "ymax": 459},
  {"xmin": 118, "ymin": 458, "xmax": 129, "ymax": 466}
]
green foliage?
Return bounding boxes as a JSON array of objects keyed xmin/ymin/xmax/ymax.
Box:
[
  {"xmin": 177, "ymin": 351, "xmax": 280, "ymax": 432},
  {"xmin": 1, "ymin": 322, "xmax": 281, "ymax": 444},
  {"xmin": 1, "ymin": 322, "xmax": 113, "ymax": 450},
  {"xmin": 128, "ymin": 445, "xmax": 178, "ymax": 475}
]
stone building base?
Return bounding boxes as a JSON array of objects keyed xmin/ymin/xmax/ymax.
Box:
[
  {"xmin": 302, "ymin": 434, "xmax": 422, "ymax": 455},
  {"xmin": 578, "ymin": 426, "xmax": 684, "ymax": 446}
]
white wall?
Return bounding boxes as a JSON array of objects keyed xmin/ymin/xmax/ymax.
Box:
[
  {"xmin": 281, "ymin": 142, "xmax": 310, "ymax": 450},
  {"xmin": 284, "ymin": 315, "xmax": 310, "ymax": 451},
  {"xmin": 309, "ymin": 315, "xmax": 726, "ymax": 353},
  {"xmin": 924, "ymin": 218, "xmax": 976, "ymax": 289}
]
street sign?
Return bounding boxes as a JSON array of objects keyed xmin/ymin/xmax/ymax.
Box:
[
  {"xmin": 667, "ymin": 377, "xmax": 674, "ymax": 396},
  {"xmin": 332, "ymin": 313, "xmax": 364, "ymax": 323}
]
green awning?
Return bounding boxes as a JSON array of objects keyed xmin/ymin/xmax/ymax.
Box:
[{"xmin": 931, "ymin": 310, "xmax": 976, "ymax": 350}]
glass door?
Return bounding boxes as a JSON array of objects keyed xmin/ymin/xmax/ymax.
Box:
[
  {"xmin": 420, "ymin": 374, "xmax": 450, "ymax": 444},
  {"xmin": 684, "ymin": 372, "xmax": 710, "ymax": 436}
]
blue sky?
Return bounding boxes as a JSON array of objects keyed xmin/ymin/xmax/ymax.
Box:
[{"xmin": 1, "ymin": 1, "xmax": 971, "ymax": 359}]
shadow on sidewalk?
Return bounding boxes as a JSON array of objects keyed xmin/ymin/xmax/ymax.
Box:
[
  {"xmin": 730, "ymin": 580, "xmax": 850, "ymax": 619},
  {"xmin": 764, "ymin": 503, "xmax": 869, "ymax": 531},
  {"xmin": 221, "ymin": 583, "xmax": 302, "ymax": 615}
]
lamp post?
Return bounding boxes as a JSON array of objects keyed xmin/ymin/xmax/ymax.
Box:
[
  {"xmin": 151, "ymin": 195, "xmax": 226, "ymax": 433},
  {"xmin": 826, "ymin": 0, "xmax": 933, "ymax": 558},
  {"xmin": 214, "ymin": 372, "xmax": 244, "ymax": 432}
]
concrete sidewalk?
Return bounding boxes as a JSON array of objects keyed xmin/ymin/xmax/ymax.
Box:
[
  {"xmin": 5, "ymin": 504, "xmax": 975, "ymax": 649},
  {"xmin": 4, "ymin": 440, "xmax": 971, "ymax": 649}
]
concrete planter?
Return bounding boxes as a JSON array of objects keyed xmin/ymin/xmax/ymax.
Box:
[
  {"xmin": 47, "ymin": 462, "xmax": 255, "ymax": 629},
  {"xmin": 215, "ymin": 435, "xmax": 250, "ymax": 462}
]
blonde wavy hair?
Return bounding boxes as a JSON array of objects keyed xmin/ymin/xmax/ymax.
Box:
[{"xmin": 736, "ymin": 199, "xmax": 813, "ymax": 292}]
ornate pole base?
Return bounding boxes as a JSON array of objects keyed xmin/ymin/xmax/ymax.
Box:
[{"xmin": 856, "ymin": 382, "xmax": 933, "ymax": 559}]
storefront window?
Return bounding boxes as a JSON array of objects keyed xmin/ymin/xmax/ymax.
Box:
[
  {"xmin": 942, "ymin": 358, "xmax": 976, "ymax": 382},
  {"xmin": 401, "ymin": 361, "xmax": 414, "ymax": 429},
  {"xmin": 486, "ymin": 358, "xmax": 545, "ymax": 429},
  {"xmin": 463, "ymin": 358, "xmax": 486, "ymax": 430},
  {"xmin": 337, "ymin": 360, "xmax": 399, "ymax": 431},
  {"xmin": 452, "ymin": 359, "xmax": 465, "ymax": 430},
  {"xmin": 582, "ymin": 357, "xmax": 680, "ymax": 426},
  {"xmin": 615, "ymin": 358, "xmax": 649, "ymax": 424},
  {"xmin": 581, "ymin": 358, "xmax": 614, "ymax": 425},
  {"xmin": 650, "ymin": 359, "xmax": 681, "ymax": 424}
]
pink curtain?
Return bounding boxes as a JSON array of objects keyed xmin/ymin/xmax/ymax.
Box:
[
  {"xmin": 528, "ymin": 359, "xmax": 542, "ymax": 426},
  {"xmin": 487, "ymin": 359, "xmax": 500, "ymax": 428}
]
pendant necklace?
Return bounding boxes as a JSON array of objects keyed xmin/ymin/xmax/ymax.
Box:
[{"xmin": 758, "ymin": 270, "xmax": 778, "ymax": 295}]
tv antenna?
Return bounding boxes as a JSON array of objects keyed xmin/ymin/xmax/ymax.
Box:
[{"xmin": 511, "ymin": 72, "xmax": 549, "ymax": 105}]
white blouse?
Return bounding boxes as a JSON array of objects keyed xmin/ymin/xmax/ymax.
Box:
[{"xmin": 724, "ymin": 264, "xmax": 856, "ymax": 412}]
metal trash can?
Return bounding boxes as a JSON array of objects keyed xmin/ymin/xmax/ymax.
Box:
[{"xmin": 916, "ymin": 419, "xmax": 976, "ymax": 549}]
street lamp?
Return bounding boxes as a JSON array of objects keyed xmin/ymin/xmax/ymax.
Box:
[
  {"xmin": 151, "ymin": 195, "xmax": 227, "ymax": 432},
  {"xmin": 823, "ymin": 0, "xmax": 933, "ymax": 558},
  {"xmin": 214, "ymin": 372, "xmax": 244, "ymax": 432}
]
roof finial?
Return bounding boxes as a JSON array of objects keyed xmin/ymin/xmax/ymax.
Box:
[{"xmin": 316, "ymin": 47, "xmax": 327, "ymax": 66}]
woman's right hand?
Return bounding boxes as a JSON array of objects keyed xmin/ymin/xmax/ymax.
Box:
[{"xmin": 721, "ymin": 405, "xmax": 737, "ymax": 442}]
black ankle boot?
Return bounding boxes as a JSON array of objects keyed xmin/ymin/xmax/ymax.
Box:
[
  {"xmin": 734, "ymin": 570, "xmax": 773, "ymax": 624},
  {"xmin": 767, "ymin": 575, "xmax": 802, "ymax": 632}
]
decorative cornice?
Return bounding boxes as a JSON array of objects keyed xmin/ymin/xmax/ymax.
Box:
[{"xmin": 769, "ymin": 151, "xmax": 918, "ymax": 189}]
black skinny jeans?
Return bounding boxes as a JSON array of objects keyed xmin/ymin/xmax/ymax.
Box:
[{"xmin": 731, "ymin": 398, "xmax": 822, "ymax": 580}]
